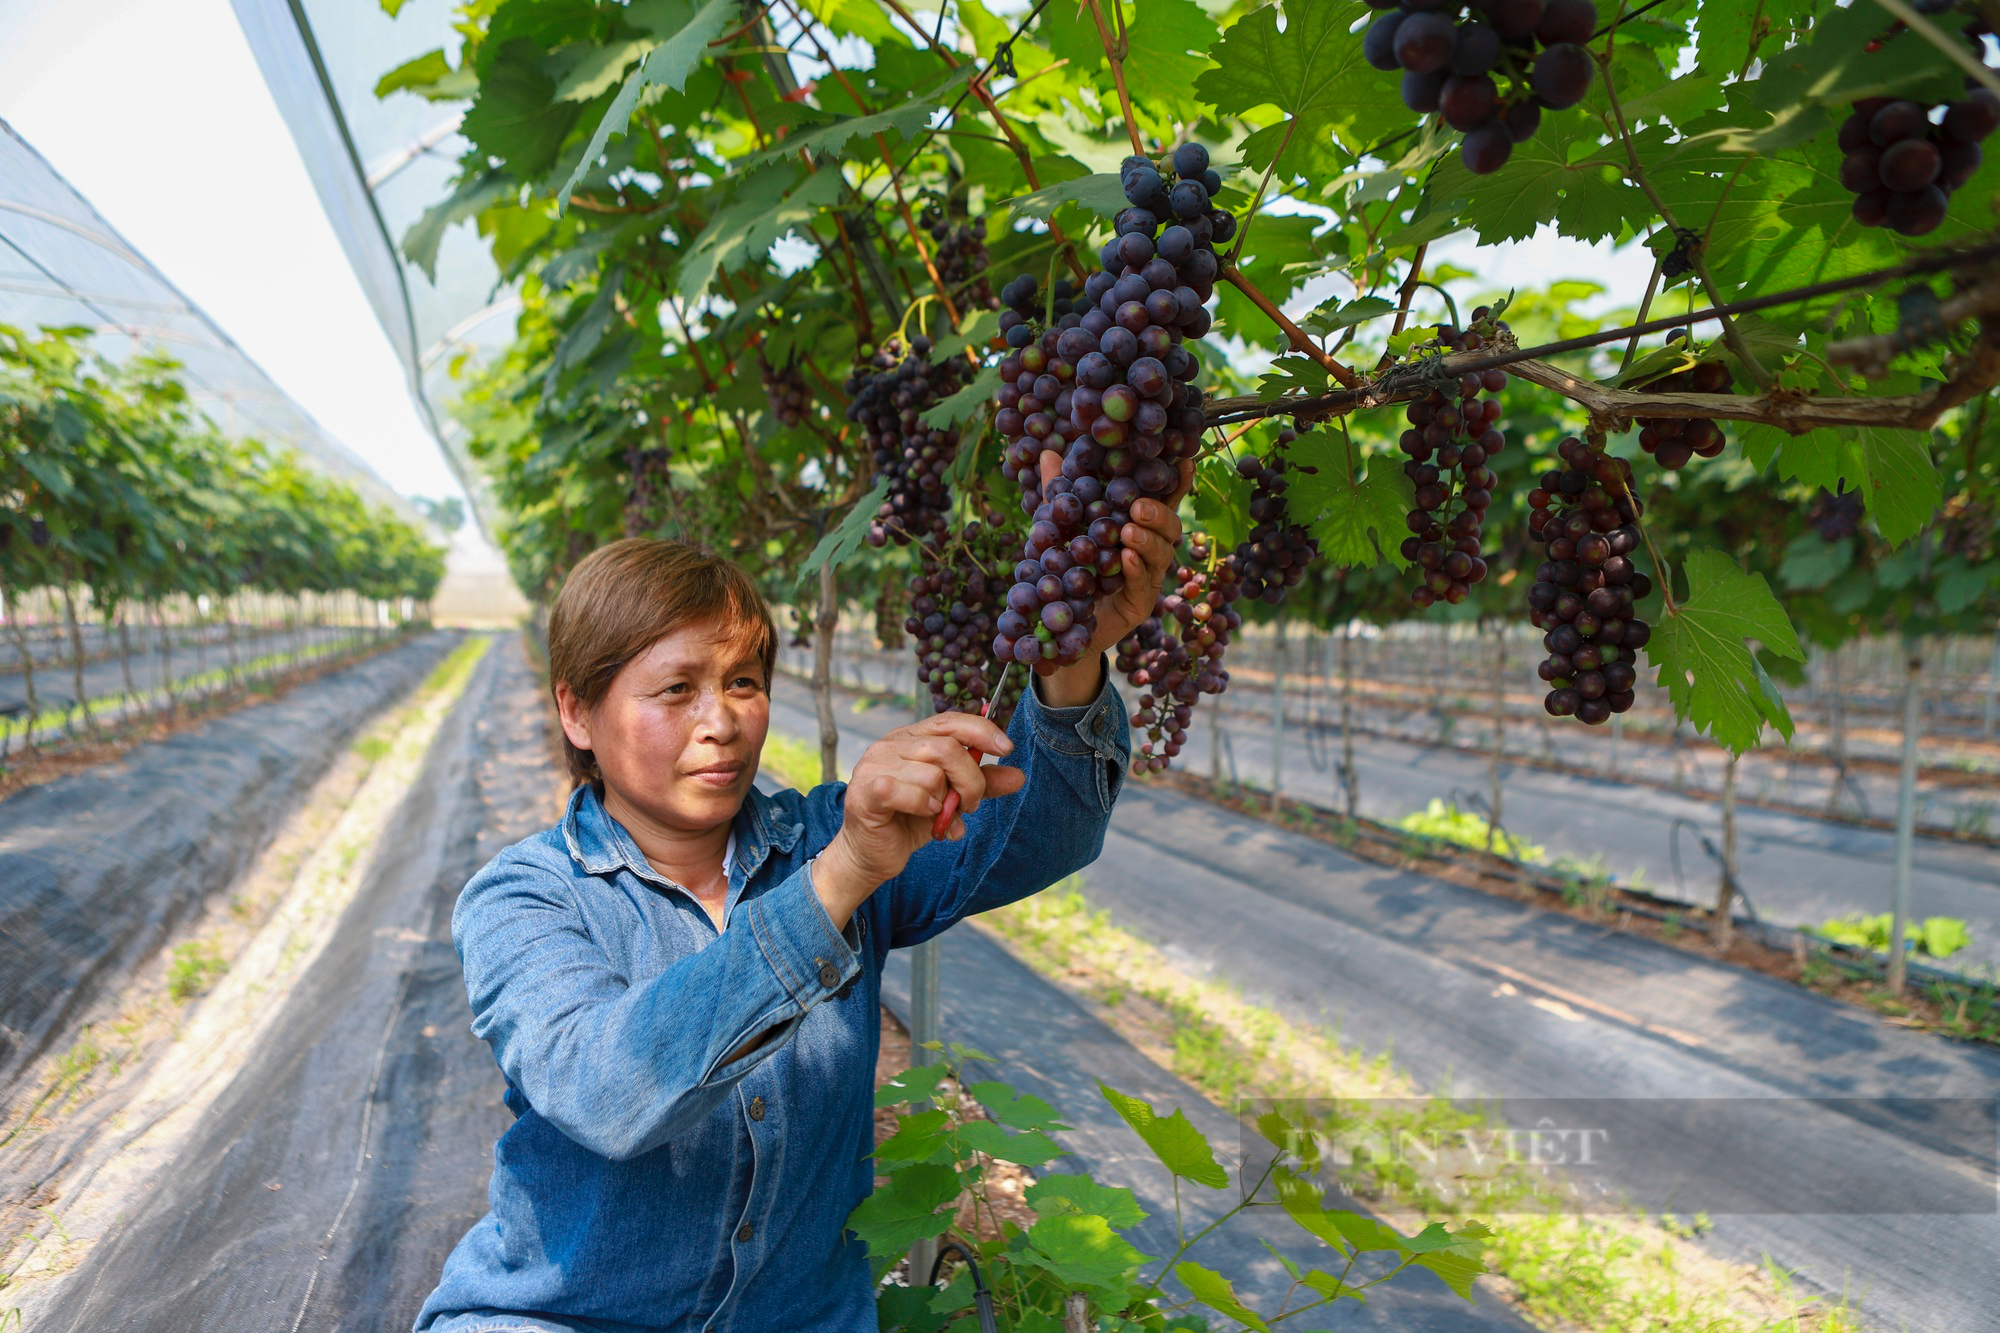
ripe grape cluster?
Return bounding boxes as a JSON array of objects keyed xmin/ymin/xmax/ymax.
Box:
[
  {"xmin": 1230, "ymin": 428, "xmax": 1322, "ymax": 604},
  {"xmin": 906, "ymin": 515, "xmax": 1024, "ymax": 723},
  {"xmin": 922, "ymin": 205, "xmax": 999, "ymax": 311},
  {"xmin": 1116, "ymin": 536, "xmax": 1241, "ymax": 773},
  {"xmin": 1396, "ymin": 314, "xmax": 1510, "ymax": 606},
  {"xmin": 847, "ymin": 336, "xmax": 968, "ymax": 549},
  {"xmin": 1363, "ymin": 0, "xmax": 1597, "ymax": 175},
  {"xmin": 1838, "ymin": 68, "xmax": 1997, "ymax": 237},
  {"xmin": 1634, "ymin": 353, "xmax": 1733, "ymax": 469},
  {"xmin": 1525, "ymin": 436, "xmax": 1652, "ymax": 725},
  {"xmin": 989, "ymin": 142, "xmax": 1223, "ymax": 674},
  {"xmin": 760, "ymin": 354, "xmax": 811, "ymax": 428},
  {"xmin": 1808, "ymin": 484, "xmax": 1864, "ymax": 541},
  {"xmin": 1116, "ymin": 429, "xmax": 1325, "ymax": 772}
]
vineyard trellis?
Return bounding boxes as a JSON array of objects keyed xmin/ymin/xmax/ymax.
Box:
[{"xmin": 0, "ymin": 325, "xmax": 445, "ymax": 753}]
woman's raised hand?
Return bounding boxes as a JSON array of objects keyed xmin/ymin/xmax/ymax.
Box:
[{"xmin": 808, "ymin": 712, "xmax": 1028, "ymax": 927}]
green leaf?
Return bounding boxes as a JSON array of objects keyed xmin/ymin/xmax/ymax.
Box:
[
  {"xmin": 557, "ymin": 0, "xmax": 734, "ymax": 212},
  {"xmin": 1193, "ymin": 451, "xmax": 1250, "ymax": 553},
  {"xmin": 1256, "ymin": 356, "xmax": 1334, "ymax": 400},
  {"xmin": 1024, "ymin": 1174, "xmax": 1150, "ymax": 1229},
  {"xmin": 1037, "ymin": 0, "xmax": 1217, "ymax": 122},
  {"xmin": 1778, "ymin": 533, "xmax": 1855, "ymax": 591},
  {"xmin": 375, "ymin": 48, "xmax": 454, "ymax": 99},
  {"xmin": 1174, "ymin": 1262, "xmax": 1270, "ymax": 1331},
  {"xmin": 552, "ymin": 38, "xmax": 652, "ymax": 103},
  {"xmin": 1097, "ymin": 1082, "xmax": 1228, "ymax": 1189},
  {"xmin": 402, "ymin": 171, "xmax": 514, "ymax": 282},
  {"xmin": 743, "ymin": 68, "xmax": 970, "ymax": 166},
  {"xmin": 1649, "ymin": 548, "xmax": 1806, "ymax": 753},
  {"xmin": 1305, "ymin": 295, "xmax": 1397, "ymax": 335},
  {"xmin": 958, "ymin": 1119, "xmax": 1065, "ymax": 1166},
  {"xmin": 1022, "ymin": 1213, "xmax": 1157, "ymax": 1289},
  {"xmin": 967, "ymin": 1081, "xmax": 1071, "ymax": 1132},
  {"xmin": 1194, "ymin": 0, "xmax": 1405, "ymax": 161},
  {"xmin": 461, "ymin": 39, "xmax": 583, "ymax": 180},
  {"xmin": 1740, "ymin": 424, "xmax": 1939, "ymax": 548},
  {"xmin": 1754, "ymin": 2, "xmax": 1963, "ymax": 111},
  {"xmin": 846, "ymin": 1161, "xmax": 960, "ymax": 1275},
  {"xmin": 677, "ymin": 167, "xmax": 845, "ymax": 302},
  {"xmin": 928, "ymin": 309, "xmax": 999, "ymax": 366},
  {"xmin": 877, "ymin": 1063, "xmax": 950, "ymax": 1108},
  {"xmin": 1421, "ymin": 117, "xmax": 1641, "ymax": 245},
  {"xmin": 795, "ymin": 476, "xmax": 891, "ymax": 592},
  {"xmin": 874, "ymin": 1109, "xmax": 954, "ymax": 1167},
  {"xmin": 1936, "ymin": 560, "xmax": 1997, "ymax": 615},
  {"xmin": 1289, "ymin": 433, "xmax": 1414, "ymax": 569},
  {"xmin": 920, "ymin": 367, "xmax": 1001, "ymax": 430},
  {"xmin": 1001, "ymin": 173, "xmax": 1130, "ymax": 222},
  {"xmin": 1413, "ymin": 1247, "xmax": 1487, "ymax": 1301}
]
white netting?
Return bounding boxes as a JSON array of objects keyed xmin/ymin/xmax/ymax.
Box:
[
  {"xmin": 229, "ymin": 0, "xmax": 519, "ymax": 538},
  {"xmin": 0, "ymin": 118, "xmax": 415, "ymax": 521}
]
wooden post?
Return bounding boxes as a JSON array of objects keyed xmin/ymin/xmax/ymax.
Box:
[
  {"xmin": 1887, "ymin": 642, "xmax": 1923, "ymax": 993},
  {"xmin": 812, "ymin": 559, "xmax": 840, "ymax": 785},
  {"xmin": 3, "ymin": 589, "xmax": 40, "ymax": 754},
  {"xmin": 1485, "ymin": 620, "xmax": 1506, "ymax": 852},
  {"xmin": 1339, "ymin": 621, "xmax": 1357, "ymax": 819},
  {"xmin": 1270, "ymin": 611, "xmax": 1285, "ymax": 814}
]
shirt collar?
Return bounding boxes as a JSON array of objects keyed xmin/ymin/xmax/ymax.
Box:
[{"xmin": 560, "ymin": 780, "xmax": 804, "ymax": 890}]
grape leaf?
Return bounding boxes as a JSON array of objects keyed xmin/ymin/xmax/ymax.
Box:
[
  {"xmin": 1036, "ymin": 0, "xmax": 1217, "ymax": 122},
  {"xmin": 1288, "ymin": 434, "xmax": 1413, "ymax": 570},
  {"xmin": 1022, "ymin": 1213, "xmax": 1157, "ymax": 1289},
  {"xmin": 1193, "ymin": 452, "xmax": 1251, "ymax": 554},
  {"xmin": 1751, "ymin": 2, "xmax": 1963, "ymax": 111},
  {"xmin": 795, "ymin": 476, "xmax": 891, "ymax": 592},
  {"xmin": 957, "ymin": 1120, "xmax": 1064, "ymax": 1167},
  {"xmin": 1305, "ymin": 295, "xmax": 1397, "ymax": 335},
  {"xmin": 1737, "ymin": 423, "xmax": 1939, "ymax": 547},
  {"xmin": 845, "ymin": 1161, "xmax": 960, "ymax": 1276},
  {"xmin": 1648, "ymin": 548, "xmax": 1805, "ymax": 753},
  {"xmin": 1414, "ymin": 1247, "xmax": 1487, "ymax": 1301},
  {"xmin": 1174, "ymin": 1262, "xmax": 1271, "ymax": 1332},
  {"xmin": 919, "ymin": 366, "xmax": 1001, "ymax": 430},
  {"xmin": 557, "ymin": 0, "xmax": 734, "ymax": 212},
  {"xmin": 873, "ymin": 1109, "xmax": 954, "ymax": 1167},
  {"xmin": 1420, "ymin": 118, "xmax": 1642, "ymax": 245},
  {"xmin": 1097, "ymin": 1081, "xmax": 1229, "ymax": 1188},
  {"xmin": 741, "ymin": 68, "xmax": 970, "ymax": 166},
  {"xmin": 1002, "ymin": 172, "xmax": 1129, "ymax": 221},
  {"xmin": 676, "ymin": 166, "xmax": 845, "ymax": 302},
  {"xmin": 1193, "ymin": 0, "xmax": 1406, "ymax": 162},
  {"xmin": 967, "ymin": 1081, "xmax": 1071, "ymax": 1132},
  {"xmin": 1024, "ymin": 1174, "xmax": 1150, "ymax": 1229},
  {"xmin": 1778, "ymin": 533, "xmax": 1855, "ymax": 591},
  {"xmin": 462, "ymin": 40, "xmax": 584, "ymax": 180}
]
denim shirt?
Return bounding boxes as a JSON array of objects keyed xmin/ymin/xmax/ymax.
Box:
[{"xmin": 416, "ymin": 660, "xmax": 1129, "ymax": 1333}]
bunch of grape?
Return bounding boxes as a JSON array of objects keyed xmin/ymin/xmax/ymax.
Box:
[
  {"xmin": 847, "ymin": 336, "xmax": 968, "ymax": 549},
  {"xmin": 1837, "ymin": 20, "xmax": 1996, "ymax": 236},
  {"xmin": 621, "ymin": 442, "xmax": 673, "ymax": 537},
  {"xmin": 1230, "ymin": 428, "xmax": 1322, "ymax": 604},
  {"xmin": 1116, "ymin": 537, "xmax": 1242, "ymax": 773},
  {"xmin": 760, "ymin": 354, "xmax": 811, "ymax": 428},
  {"xmin": 1634, "ymin": 355, "xmax": 1733, "ymax": 469},
  {"xmin": 1396, "ymin": 314, "xmax": 1511, "ymax": 606},
  {"xmin": 906, "ymin": 515, "xmax": 1027, "ymax": 721},
  {"xmin": 922, "ymin": 205, "xmax": 999, "ymax": 312},
  {"xmin": 1524, "ymin": 436, "xmax": 1652, "ymax": 724},
  {"xmin": 1363, "ymin": 0, "xmax": 1597, "ymax": 175},
  {"xmin": 1808, "ymin": 484, "xmax": 1864, "ymax": 542},
  {"xmin": 988, "ymin": 142, "xmax": 1222, "ymax": 674}
]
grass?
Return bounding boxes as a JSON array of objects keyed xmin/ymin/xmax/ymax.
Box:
[
  {"xmin": 760, "ymin": 731, "xmax": 845, "ymax": 789},
  {"xmin": 166, "ymin": 939, "xmax": 227, "ymax": 1002},
  {"xmin": 980, "ymin": 881, "xmax": 1864, "ymax": 1333}
]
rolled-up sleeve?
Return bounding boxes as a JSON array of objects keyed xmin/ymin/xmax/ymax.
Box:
[
  {"xmin": 866, "ymin": 652, "xmax": 1129, "ymax": 948},
  {"xmin": 453, "ymin": 851, "xmax": 862, "ymax": 1161}
]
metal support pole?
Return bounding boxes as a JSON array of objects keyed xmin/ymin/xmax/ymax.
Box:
[
  {"xmin": 905, "ymin": 622, "xmax": 943, "ymax": 1281},
  {"xmin": 1888, "ymin": 642, "xmax": 1923, "ymax": 993},
  {"xmin": 1715, "ymin": 753, "xmax": 1740, "ymax": 950},
  {"xmin": 1270, "ymin": 612, "xmax": 1285, "ymax": 813},
  {"xmin": 1984, "ymin": 632, "xmax": 1999, "ymax": 741}
]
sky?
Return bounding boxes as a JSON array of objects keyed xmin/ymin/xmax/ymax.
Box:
[{"xmin": 0, "ymin": 0, "xmax": 467, "ymax": 511}]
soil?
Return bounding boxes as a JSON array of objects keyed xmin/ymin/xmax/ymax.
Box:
[{"xmin": 1154, "ymin": 768, "xmax": 2000, "ymax": 1047}]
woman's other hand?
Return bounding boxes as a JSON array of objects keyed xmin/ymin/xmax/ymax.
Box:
[{"xmin": 810, "ymin": 713, "xmax": 1028, "ymax": 926}]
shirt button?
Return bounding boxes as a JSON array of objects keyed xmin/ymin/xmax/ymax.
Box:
[
  {"xmin": 819, "ymin": 961, "xmax": 841, "ymax": 988},
  {"xmin": 737, "ymin": 1222, "xmax": 754, "ymax": 1242},
  {"xmin": 749, "ymin": 1095, "xmax": 766, "ymax": 1121}
]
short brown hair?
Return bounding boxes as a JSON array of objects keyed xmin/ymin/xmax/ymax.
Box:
[{"xmin": 546, "ymin": 538, "xmax": 778, "ymax": 785}]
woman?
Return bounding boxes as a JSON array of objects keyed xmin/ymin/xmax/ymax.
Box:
[{"xmin": 416, "ymin": 496, "xmax": 1184, "ymax": 1333}]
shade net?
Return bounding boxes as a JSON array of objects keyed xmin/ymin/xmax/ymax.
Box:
[
  {"xmin": 230, "ymin": 0, "xmax": 519, "ymax": 538},
  {"xmin": 0, "ymin": 119, "xmax": 412, "ymax": 520}
]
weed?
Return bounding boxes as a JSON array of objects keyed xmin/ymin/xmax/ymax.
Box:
[
  {"xmin": 168, "ymin": 938, "xmax": 228, "ymax": 1002},
  {"xmin": 352, "ymin": 734, "xmax": 393, "ymax": 764},
  {"xmin": 1661, "ymin": 912, "xmax": 1684, "ymax": 942}
]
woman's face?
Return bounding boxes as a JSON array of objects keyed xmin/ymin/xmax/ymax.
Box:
[{"xmin": 556, "ymin": 619, "xmax": 771, "ymax": 837}]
